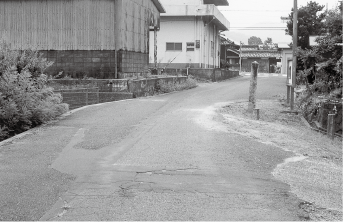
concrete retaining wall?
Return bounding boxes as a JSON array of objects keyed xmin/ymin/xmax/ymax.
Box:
[
  {"xmin": 50, "ymin": 76, "xmax": 188, "ymax": 109},
  {"xmin": 48, "ymin": 79, "xmax": 129, "ymax": 92},
  {"xmin": 128, "ymin": 76, "xmax": 187, "ymax": 97},
  {"xmin": 56, "ymin": 91, "xmax": 133, "ymax": 110},
  {"xmin": 158, "ymin": 68, "xmax": 239, "ymax": 81}
]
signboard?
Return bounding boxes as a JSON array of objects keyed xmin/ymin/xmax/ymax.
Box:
[
  {"xmin": 309, "ymin": 36, "xmax": 319, "ymax": 46},
  {"xmin": 287, "ymin": 60, "xmax": 293, "ymax": 85},
  {"xmin": 196, "ymin": 40, "xmax": 200, "ymax": 48}
]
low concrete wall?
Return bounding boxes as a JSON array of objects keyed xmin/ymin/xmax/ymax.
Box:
[
  {"xmin": 50, "ymin": 76, "xmax": 188, "ymax": 108},
  {"xmin": 157, "ymin": 68, "xmax": 239, "ymax": 82},
  {"xmin": 48, "ymin": 79, "xmax": 129, "ymax": 92},
  {"xmin": 188, "ymin": 68, "xmax": 239, "ymax": 81},
  {"xmin": 128, "ymin": 76, "xmax": 187, "ymax": 98},
  {"xmin": 56, "ymin": 91, "xmax": 133, "ymax": 110},
  {"xmin": 317, "ymin": 103, "xmax": 343, "ymax": 135}
]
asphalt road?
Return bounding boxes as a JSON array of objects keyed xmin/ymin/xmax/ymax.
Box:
[{"xmin": 1, "ymin": 75, "xmax": 308, "ymax": 220}]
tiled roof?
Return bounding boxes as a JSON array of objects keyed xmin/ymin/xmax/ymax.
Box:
[{"xmin": 240, "ymin": 50, "xmax": 282, "ymax": 58}]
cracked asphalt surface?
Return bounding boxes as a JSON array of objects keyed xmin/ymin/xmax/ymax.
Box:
[{"xmin": 0, "ymin": 75, "xmax": 321, "ymax": 220}]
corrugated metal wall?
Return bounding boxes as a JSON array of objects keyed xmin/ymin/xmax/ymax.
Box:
[
  {"xmin": 0, "ymin": 0, "xmax": 161, "ymax": 53},
  {"xmin": 0, "ymin": 0, "xmax": 116, "ymax": 50},
  {"xmin": 116, "ymin": 0, "xmax": 160, "ymax": 53}
]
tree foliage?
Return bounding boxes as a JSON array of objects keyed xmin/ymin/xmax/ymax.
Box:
[
  {"xmin": 248, "ymin": 36, "xmax": 262, "ymax": 45},
  {"xmin": 295, "ymin": 3, "xmax": 342, "ymax": 120},
  {"xmin": 262, "ymin": 37, "xmax": 277, "ymax": 50},
  {"xmin": 285, "ymin": 1, "xmax": 326, "ymax": 49},
  {"xmin": 0, "ymin": 40, "xmax": 68, "ymax": 141}
]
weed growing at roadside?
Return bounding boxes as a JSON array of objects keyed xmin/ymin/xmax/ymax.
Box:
[{"xmin": 156, "ymin": 77, "xmax": 197, "ymax": 93}]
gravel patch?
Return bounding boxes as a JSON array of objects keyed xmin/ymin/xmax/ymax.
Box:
[{"xmin": 218, "ymin": 99, "xmax": 342, "ymax": 221}]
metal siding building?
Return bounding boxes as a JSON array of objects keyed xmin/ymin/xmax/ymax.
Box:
[{"xmin": 0, "ymin": 0, "xmax": 165, "ymax": 78}]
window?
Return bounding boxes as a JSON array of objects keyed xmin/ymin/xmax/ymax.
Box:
[
  {"xmin": 186, "ymin": 42, "xmax": 195, "ymax": 51},
  {"xmin": 166, "ymin": 42, "xmax": 182, "ymax": 51}
]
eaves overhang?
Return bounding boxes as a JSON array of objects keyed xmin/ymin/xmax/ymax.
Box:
[
  {"xmin": 161, "ymin": 4, "xmax": 230, "ymax": 31},
  {"xmin": 203, "ymin": 0, "xmax": 229, "ymax": 6},
  {"xmin": 152, "ymin": 0, "xmax": 166, "ymax": 13}
]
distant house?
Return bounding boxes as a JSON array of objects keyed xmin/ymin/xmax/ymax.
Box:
[
  {"xmin": 240, "ymin": 45, "xmax": 282, "ymax": 73},
  {"xmin": 0, "ymin": 0, "xmax": 165, "ymax": 79},
  {"xmin": 219, "ymin": 36, "xmax": 240, "ymax": 70},
  {"xmin": 149, "ymin": 0, "xmax": 230, "ymax": 69}
]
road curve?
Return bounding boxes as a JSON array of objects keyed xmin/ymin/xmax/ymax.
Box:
[{"xmin": 37, "ymin": 76, "xmax": 310, "ymax": 221}]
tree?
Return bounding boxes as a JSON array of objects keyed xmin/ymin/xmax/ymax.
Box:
[
  {"xmin": 295, "ymin": 3, "xmax": 342, "ymax": 120},
  {"xmin": 261, "ymin": 37, "xmax": 277, "ymax": 50},
  {"xmin": 264, "ymin": 37, "xmax": 273, "ymax": 45},
  {"xmin": 285, "ymin": 1, "xmax": 326, "ymax": 49},
  {"xmin": 248, "ymin": 36, "xmax": 262, "ymax": 45}
]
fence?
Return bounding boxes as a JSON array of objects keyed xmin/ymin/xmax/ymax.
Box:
[{"xmin": 54, "ymin": 87, "xmax": 133, "ymax": 110}]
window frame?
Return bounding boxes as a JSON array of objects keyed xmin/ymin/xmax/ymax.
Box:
[{"xmin": 166, "ymin": 42, "xmax": 182, "ymax": 51}]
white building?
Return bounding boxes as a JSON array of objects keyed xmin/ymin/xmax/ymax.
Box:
[{"xmin": 149, "ymin": 0, "xmax": 230, "ymax": 69}]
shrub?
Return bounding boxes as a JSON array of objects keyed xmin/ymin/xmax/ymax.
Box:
[
  {"xmin": 157, "ymin": 77, "xmax": 197, "ymax": 93},
  {"xmin": 0, "ymin": 40, "xmax": 68, "ymax": 141}
]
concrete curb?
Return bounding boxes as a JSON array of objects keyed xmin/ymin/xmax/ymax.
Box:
[
  {"xmin": 0, "ymin": 98, "xmax": 136, "ymax": 148},
  {"xmin": 0, "ymin": 82, "xmax": 202, "ymax": 147}
]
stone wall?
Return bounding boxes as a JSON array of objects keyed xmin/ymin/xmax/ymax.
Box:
[{"xmin": 317, "ymin": 103, "xmax": 343, "ymax": 135}]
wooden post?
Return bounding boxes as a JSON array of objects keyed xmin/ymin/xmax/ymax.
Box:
[
  {"xmin": 286, "ymin": 85, "xmax": 290, "ymax": 104},
  {"xmin": 327, "ymin": 114, "xmax": 335, "ymax": 140},
  {"xmin": 254, "ymin": 108, "xmax": 260, "ymax": 120},
  {"xmin": 96, "ymin": 87, "xmax": 99, "ymax": 104},
  {"xmin": 154, "ymin": 27, "xmax": 158, "ymax": 72},
  {"xmin": 248, "ymin": 61, "xmax": 259, "ymax": 113},
  {"xmin": 85, "ymin": 88, "xmax": 88, "ymax": 106}
]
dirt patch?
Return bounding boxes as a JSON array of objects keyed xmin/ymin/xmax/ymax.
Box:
[{"xmin": 218, "ymin": 99, "xmax": 342, "ymax": 221}]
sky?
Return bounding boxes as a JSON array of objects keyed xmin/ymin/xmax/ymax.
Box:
[{"xmin": 218, "ymin": 0, "xmax": 340, "ymax": 45}]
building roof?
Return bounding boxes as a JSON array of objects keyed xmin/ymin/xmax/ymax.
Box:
[
  {"xmin": 240, "ymin": 45, "xmax": 259, "ymax": 50},
  {"xmin": 152, "ymin": 0, "xmax": 166, "ymax": 13},
  {"xmin": 203, "ymin": 0, "xmax": 229, "ymax": 6},
  {"xmin": 240, "ymin": 50, "xmax": 282, "ymax": 58}
]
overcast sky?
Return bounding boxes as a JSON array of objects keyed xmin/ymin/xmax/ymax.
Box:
[{"xmin": 218, "ymin": 0, "xmax": 340, "ymax": 44}]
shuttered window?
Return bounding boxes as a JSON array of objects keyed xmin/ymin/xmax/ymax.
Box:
[{"xmin": 166, "ymin": 42, "xmax": 182, "ymax": 51}]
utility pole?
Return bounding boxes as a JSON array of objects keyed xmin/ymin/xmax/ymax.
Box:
[{"xmin": 291, "ymin": 0, "xmax": 297, "ymax": 110}]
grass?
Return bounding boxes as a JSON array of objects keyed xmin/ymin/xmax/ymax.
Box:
[{"xmin": 156, "ymin": 77, "xmax": 198, "ymax": 94}]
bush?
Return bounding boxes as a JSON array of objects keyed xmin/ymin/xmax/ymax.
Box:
[
  {"xmin": 0, "ymin": 40, "xmax": 68, "ymax": 141},
  {"xmin": 156, "ymin": 77, "xmax": 197, "ymax": 93}
]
